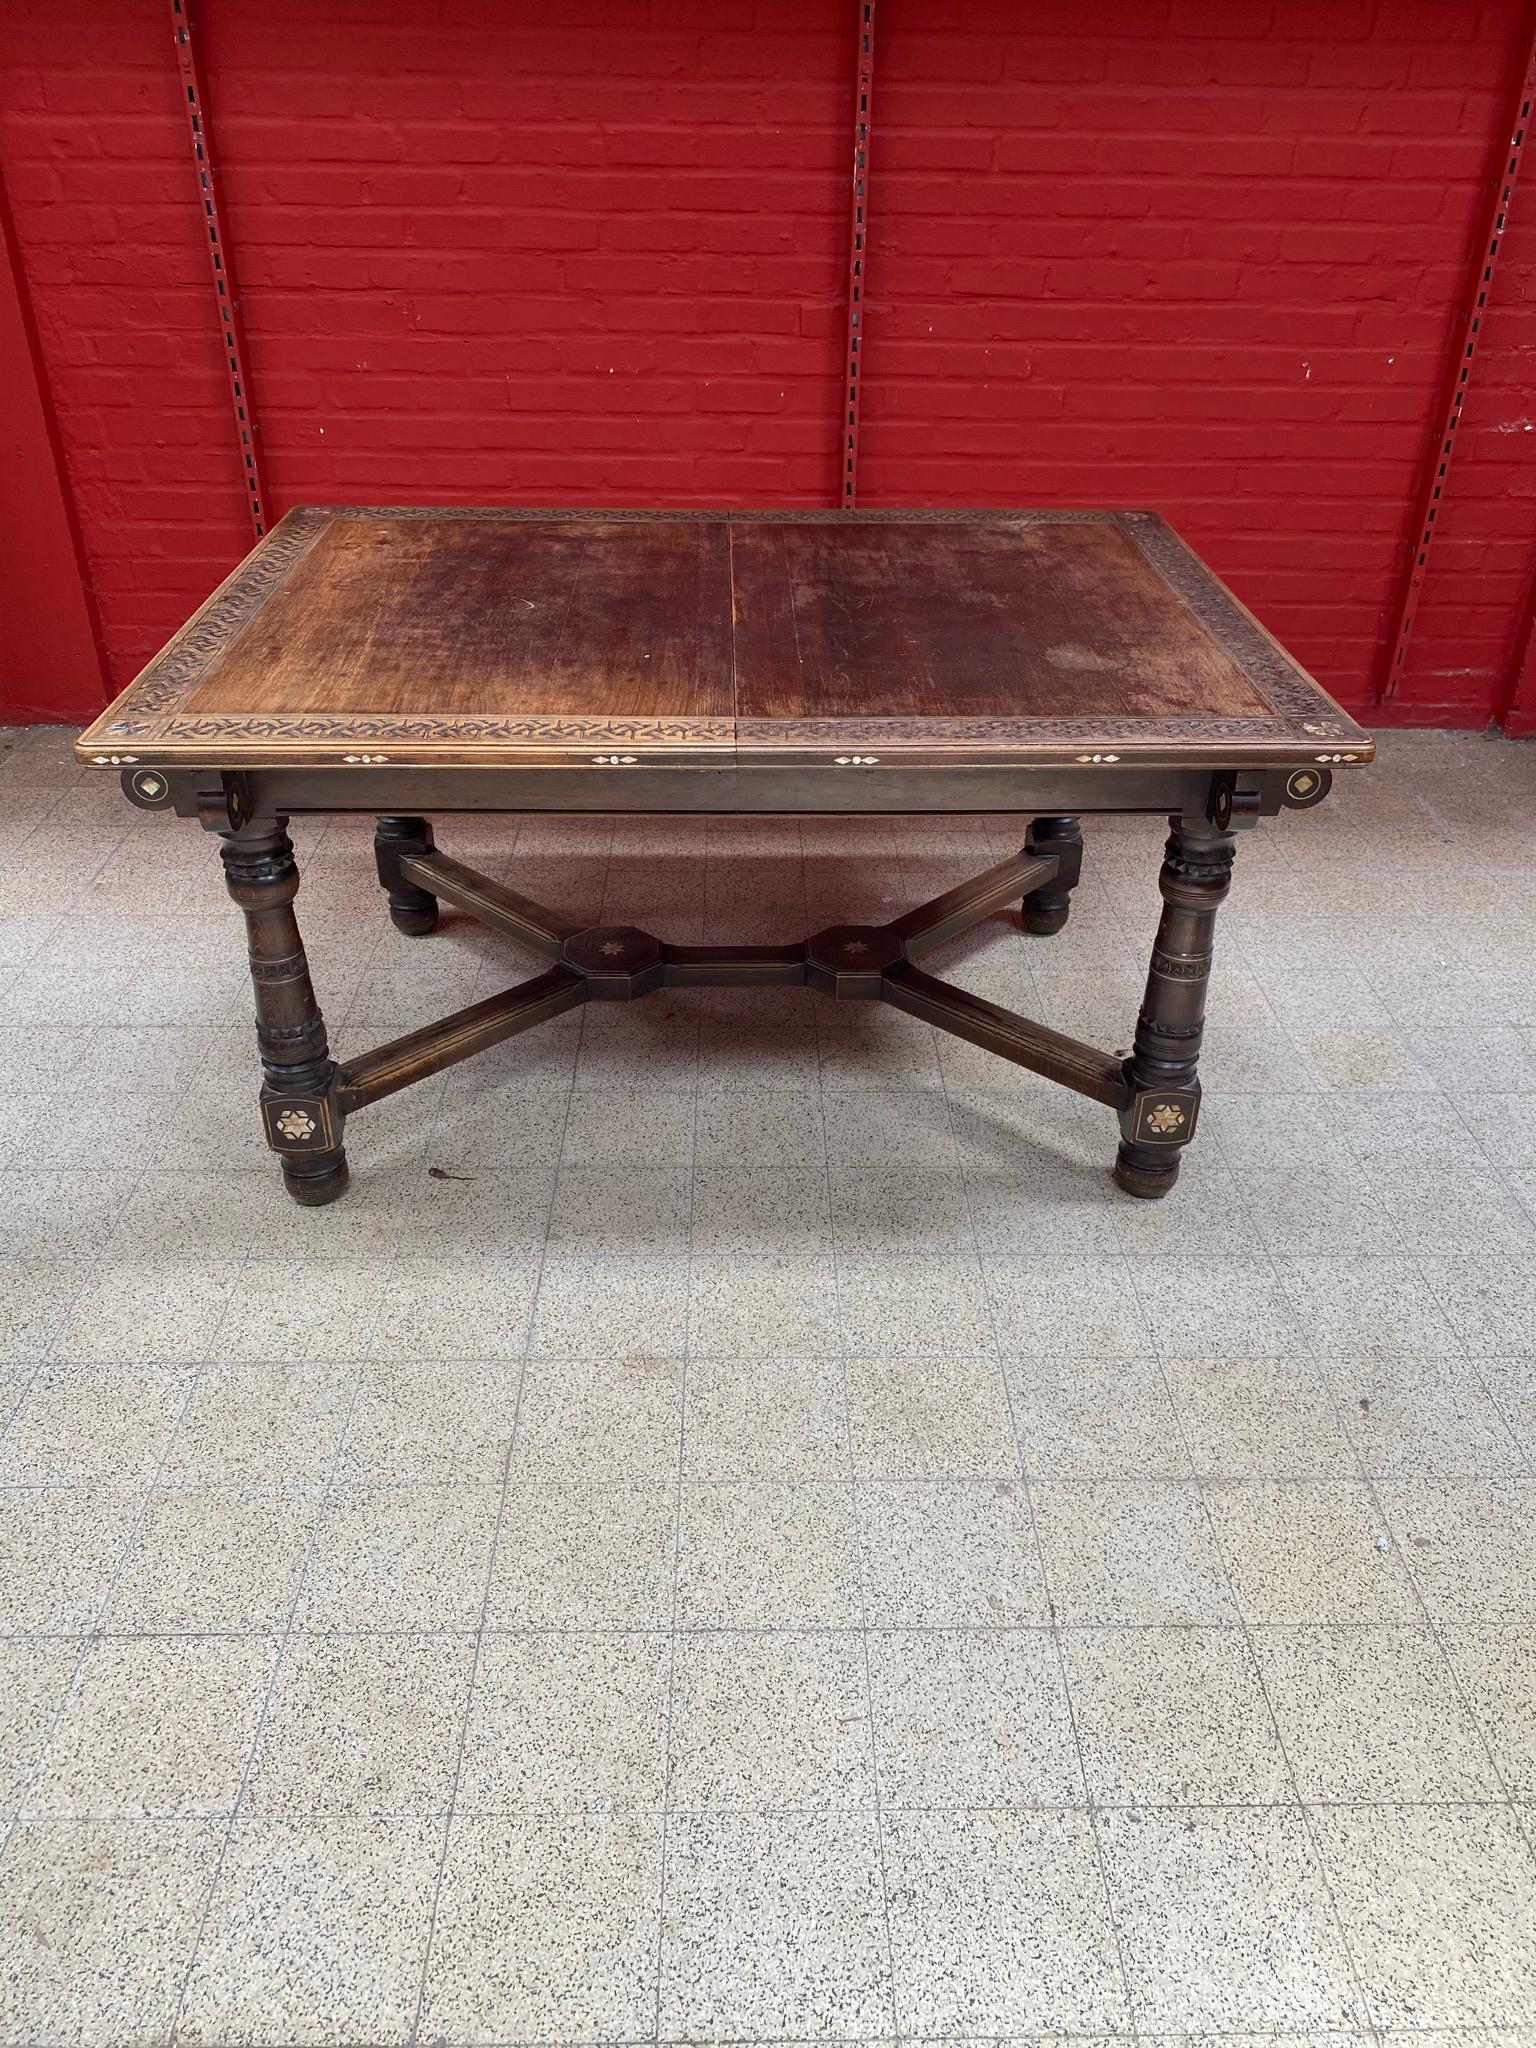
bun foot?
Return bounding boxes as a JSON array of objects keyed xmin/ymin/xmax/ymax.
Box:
[
  {"xmin": 1022, "ymin": 815, "xmax": 1083, "ymax": 937},
  {"xmin": 1113, "ymin": 1143, "xmax": 1180, "ymax": 1199},
  {"xmin": 281, "ymin": 1152, "xmax": 350, "ymax": 1206}
]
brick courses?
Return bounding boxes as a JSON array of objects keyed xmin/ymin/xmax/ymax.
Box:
[{"xmin": 1, "ymin": 0, "xmax": 1532, "ymax": 727}]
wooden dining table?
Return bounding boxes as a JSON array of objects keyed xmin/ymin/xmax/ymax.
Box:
[{"xmin": 76, "ymin": 505, "xmax": 1373, "ymax": 1206}]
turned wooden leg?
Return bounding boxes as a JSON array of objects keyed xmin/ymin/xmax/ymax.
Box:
[
  {"xmin": 1021, "ymin": 816, "xmax": 1084, "ymax": 934},
  {"xmin": 1113, "ymin": 814, "xmax": 1235, "ymax": 1200},
  {"xmin": 374, "ymin": 816, "xmax": 438, "ymax": 935},
  {"xmin": 221, "ymin": 820, "xmax": 349, "ymax": 1206}
]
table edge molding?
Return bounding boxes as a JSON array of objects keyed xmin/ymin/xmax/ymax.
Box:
[{"xmin": 74, "ymin": 503, "xmax": 1375, "ymax": 767}]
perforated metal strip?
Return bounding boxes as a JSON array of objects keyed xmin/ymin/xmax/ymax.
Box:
[
  {"xmin": 170, "ymin": 0, "xmax": 267, "ymax": 539},
  {"xmin": 840, "ymin": 1, "xmax": 876, "ymax": 508},
  {"xmin": 1381, "ymin": 22, "xmax": 1536, "ymax": 700}
]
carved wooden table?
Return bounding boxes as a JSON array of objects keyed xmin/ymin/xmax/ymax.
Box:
[{"xmin": 77, "ymin": 507, "xmax": 1373, "ymax": 1206}]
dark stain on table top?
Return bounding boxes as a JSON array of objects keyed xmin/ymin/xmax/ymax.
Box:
[{"xmin": 76, "ymin": 507, "xmax": 1375, "ymax": 768}]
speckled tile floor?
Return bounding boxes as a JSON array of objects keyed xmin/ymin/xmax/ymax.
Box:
[{"xmin": 1, "ymin": 723, "xmax": 1536, "ymax": 2046}]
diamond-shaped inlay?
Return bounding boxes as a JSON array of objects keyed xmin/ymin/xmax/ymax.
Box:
[
  {"xmin": 1285, "ymin": 764, "xmax": 1332, "ymax": 809},
  {"xmin": 124, "ymin": 766, "xmax": 172, "ymax": 809}
]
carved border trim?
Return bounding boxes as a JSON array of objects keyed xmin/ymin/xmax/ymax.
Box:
[
  {"xmin": 738, "ymin": 714, "xmax": 1290, "ymax": 745},
  {"xmin": 322, "ymin": 504, "xmax": 1112, "ymax": 526},
  {"xmin": 155, "ymin": 714, "xmax": 738, "ymax": 747},
  {"xmin": 117, "ymin": 709, "xmax": 1355, "ymax": 755},
  {"xmin": 104, "ymin": 509, "xmax": 328, "ymax": 729},
  {"xmin": 81, "ymin": 504, "xmax": 1373, "ymax": 759},
  {"xmin": 1110, "ymin": 512, "xmax": 1357, "ymax": 741}
]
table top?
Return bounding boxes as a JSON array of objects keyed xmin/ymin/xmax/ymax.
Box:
[{"xmin": 76, "ymin": 506, "xmax": 1373, "ymax": 771}]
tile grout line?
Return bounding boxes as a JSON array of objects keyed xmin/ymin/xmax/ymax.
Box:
[
  {"xmin": 154, "ymin": 816, "xmax": 488, "ymax": 2042},
  {"xmin": 515, "ymin": 811, "xmax": 613, "ymax": 1339},
  {"xmin": 150, "ymin": 2025, "xmax": 1467, "ymax": 2048},
  {"xmin": 0, "ymin": 1116, "xmax": 164, "ymax": 1747},
  {"xmin": 6, "ymin": 747, "xmax": 1536, "ymax": 2038},
  {"xmin": 971, "ymin": 1254, "xmax": 1143, "ymax": 2035},
  {"xmin": 800, "ymin": 809, "xmax": 904, "ymax": 2040},
  {"xmin": 10, "ymin": 1605, "xmax": 1534, "ymax": 1641},
  {"xmin": 651, "ymin": 822, "xmax": 703, "ymax": 2048},
  {"xmin": 0, "ymin": 1346, "xmax": 207, "ymax": 1918},
  {"xmin": 1412, "ymin": 1078, "xmax": 1536, "ymax": 1459},
  {"xmin": 1, "ymin": 1790, "xmax": 1526, "ymax": 1821},
  {"xmin": 7, "ymin": 1064, "xmax": 166, "ymax": 1409},
  {"xmin": 1, "ymin": 806, "xmax": 309, "ymax": 1802},
  {"xmin": 938, "ymin": 879, "xmax": 1143, "ymax": 2044},
  {"xmin": 651, "ymin": 1371, "xmax": 687, "ymax": 2047},
  {"xmin": 1478, "ymin": 1359, "xmax": 1536, "ymax": 1477},
  {"xmin": 0, "ymin": 812, "xmax": 136, "ymax": 1027},
  {"xmin": 406, "ymin": 812, "xmax": 611, "ymax": 2046},
  {"xmin": 400, "ymin": 1304, "xmax": 544, "ymax": 2044},
  {"xmin": 1335, "ymin": 1073, "xmax": 1536, "ymax": 1327},
  {"xmin": 828, "ymin": 1123, "xmax": 900, "ymax": 2036},
  {"xmin": 163, "ymin": 1341, "xmax": 375, "ymax": 2048},
  {"xmin": 1315, "ymin": 1368, "xmax": 1536, "ymax": 1892},
  {"xmin": 1320, "ymin": 1033, "xmax": 1536, "ymax": 1872},
  {"xmin": 1148, "ymin": 1309, "xmax": 1380, "ymax": 2038}
]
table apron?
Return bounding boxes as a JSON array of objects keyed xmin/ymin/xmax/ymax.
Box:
[{"xmin": 165, "ymin": 762, "xmax": 1280, "ymax": 819}]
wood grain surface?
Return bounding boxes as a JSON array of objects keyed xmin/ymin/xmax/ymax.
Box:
[
  {"xmin": 729, "ymin": 518, "xmax": 1268, "ymax": 720},
  {"xmin": 76, "ymin": 506, "xmax": 1374, "ymax": 769},
  {"xmin": 190, "ymin": 516, "xmax": 735, "ymax": 720}
]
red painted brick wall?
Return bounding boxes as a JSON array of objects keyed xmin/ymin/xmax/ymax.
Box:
[
  {"xmin": 0, "ymin": 178, "xmax": 106, "ymax": 721},
  {"xmin": 1400, "ymin": 138, "xmax": 1536, "ymax": 725},
  {"xmin": 1, "ymin": 0, "xmax": 1533, "ymax": 730},
  {"xmin": 862, "ymin": 0, "xmax": 1534, "ymax": 727}
]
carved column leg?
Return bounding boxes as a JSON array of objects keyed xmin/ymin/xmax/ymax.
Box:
[
  {"xmin": 1021, "ymin": 815, "xmax": 1084, "ymax": 935},
  {"xmin": 221, "ymin": 821, "xmax": 348, "ymax": 1206},
  {"xmin": 374, "ymin": 816, "xmax": 439, "ymax": 935},
  {"xmin": 1113, "ymin": 814, "xmax": 1236, "ymax": 1199}
]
